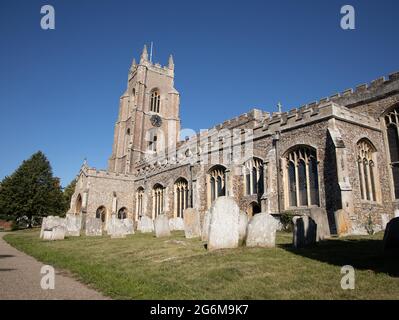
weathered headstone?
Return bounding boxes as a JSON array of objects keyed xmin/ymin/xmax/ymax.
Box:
[
  {"xmin": 184, "ymin": 208, "xmax": 201, "ymax": 239},
  {"xmin": 383, "ymin": 217, "xmax": 399, "ymax": 251},
  {"xmin": 65, "ymin": 214, "xmax": 82, "ymax": 236},
  {"xmin": 293, "ymin": 216, "xmax": 317, "ymax": 248},
  {"xmin": 154, "ymin": 215, "xmax": 171, "ymax": 238},
  {"xmin": 381, "ymin": 214, "xmax": 391, "ymax": 230},
  {"xmin": 139, "ymin": 216, "xmax": 154, "ymax": 233},
  {"xmin": 310, "ymin": 207, "xmax": 330, "ymax": 241},
  {"xmin": 334, "ymin": 209, "xmax": 351, "ymax": 236},
  {"xmin": 85, "ymin": 217, "xmax": 102, "ymax": 236},
  {"xmin": 42, "ymin": 225, "xmax": 66, "ymax": 241},
  {"xmin": 246, "ymin": 213, "xmax": 278, "ymax": 248},
  {"xmin": 40, "ymin": 216, "xmax": 66, "ymax": 239},
  {"xmin": 169, "ymin": 217, "xmax": 185, "ymax": 231},
  {"xmin": 123, "ymin": 218, "xmax": 134, "ymax": 235},
  {"xmin": 238, "ymin": 211, "xmax": 249, "ymax": 244},
  {"xmin": 208, "ymin": 197, "xmax": 240, "ymax": 251},
  {"xmin": 201, "ymin": 210, "xmax": 211, "ymax": 242}
]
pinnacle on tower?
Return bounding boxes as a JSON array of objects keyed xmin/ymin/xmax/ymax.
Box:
[
  {"xmin": 129, "ymin": 58, "xmax": 136, "ymax": 73},
  {"xmin": 168, "ymin": 54, "xmax": 174, "ymax": 70},
  {"xmin": 140, "ymin": 45, "xmax": 148, "ymax": 63}
]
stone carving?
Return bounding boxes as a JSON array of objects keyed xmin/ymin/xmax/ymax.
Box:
[
  {"xmin": 169, "ymin": 217, "xmax": 185, "ymax": 231},
  {"xmin": 246, "ymin": 213, "xmax": 278, "ymax": 248},
  {"xmin": 201, "ymin": 210, "xmax": 211, "ymax": 242},
  {"xmin": 154, "ymin": 215, "xmax": 171, "ymax": 238},
  {"xmin": 207, "ymin": 197, "xmax": 239, "ymax": 251},
  {"xmin": 334, "ymin": 209, "xmax": 352, "ymax": 236},
  {"xmin": 238, "ymin": 211, "xmax": 249, "ymax": 244},
  {"xmin": 309, "ymin": 207, "xmax": 330, "ymax": 241},
  {"xmin": 383, "ymin": 217, "xmax": 399, "ymax": 251},
  {"xmin": 139, "ymin": 216, "xmax": 154, "ymax": 233},
  {"xmin": 184, "ymin": 208, "xmax": 201, "ymax": 239},
  {"xmin": 293, "ymin": 216, "xmax": 317, "ymax": 248},
  {"xmin": 85, "ymin": 217, "xmax": 102, "ymax": 236}
]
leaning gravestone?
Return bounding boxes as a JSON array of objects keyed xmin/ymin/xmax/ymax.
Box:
[
  {"xmin": 238, "ymin": 211, "xmax": 249, "ymax": 245},
  {"xmin": 207, "ymin": 197, "xmax": 240, "ymax": 251},
  {"xmin": 383, "ymin": 217, "xmax": 399, "ymax": 251},
  {"xmin": 293, "ymin": 216, "xmax": 317, "ymax": 248},
  {"xmin": 154, "ymin": 215, "xmax": 171, "ymax": 238},
  {"xmin": 310, "ymin": 207, "xmax": 330, "ymax": 241},
  {"xmin": 184, "ymin": 208, "xmax": 201, "ymax": 239},
  {"xmin": 108, "ymin": 215, "xmax": 129, "ymax": 238},
  {"xmin": 334, "ymin": 209, "xmax": 351, "ymax": 236},
  {"xmin": 40, "ymin": 216, "xmax": 66, "ymax": 239},
  {"xmin": 246, "ymin": 213, "xmax": 278, "ymax": 248},
  {"xmin": 169, "ymin": 217, "xmax": 185, "ymax": 231},
  {"xmin": 65, "ymin": 214, "xmax": 82, "ymax": 237},
  {"xmin": 85, "ymin": 217, "xmax": 102, "ymax": 236},
  {"xmin": 201, "ymin": 210, "xmax": 211, "ymax": 242},
  {"xmin": 139, "ymin": 216, "xmax": 154, "ymax": 233}
]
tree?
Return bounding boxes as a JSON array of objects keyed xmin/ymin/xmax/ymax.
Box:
[
  {"xmin": 0, "ymin": 151, "xmax": 66, "ymax": 227},
  {"xmin": 63, "ymin": 178, "xmax": 77, "ymax": 211}
]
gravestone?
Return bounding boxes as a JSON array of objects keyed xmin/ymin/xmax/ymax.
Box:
[
  {"xmin": 383, "ymin": 217, "xmax": 399, "ymax": 251},
  {"xmin": 293, "ymin": 216, "xmax": 317, "ymax": 248},
  {"xmin": 139, "ymin": 216, "xmax": 154, "ymax": 233},
  {"xmin": 246, "ymin": 213, "xmax": 278, "ymax": 248},
  {"xmin": 201, "ymin": 210, "xmax": 211, "ymax": 242},
  {"xmin": 154, "ymin": 215, "xmax": 171, "ymax": 238},
  {"xmin": 42, "ymin": 225, "xmax": 66, "ymax": 241},
  {"xmin": 207, "ymin": 197, "xmax": 239, "ymax": 251},
  {"xmin": 40, "ymin": 216, "xmax": 66, "ymax": 239},
  {"xmin": 123, "ymin": 218, "xmax": 134, "ymax": 235},
  {"xmin": 334, "ymin": 209, "xmax": 352, "ymax": 236},
  {"xmin": 169, "ymin": 217, "xmax": 185, "ymax": 231},
  {"xmin": 65, "ymin": 214, "xmax": 82, "ymax": 237},
  {"xmin": 310, "ymin": 207, "xmax": 330, "ymax": 241},
  {"xmin": 85, "ymin": 217, "xmax": 102, "ymax": 236},
  {"xmin": 238, "ymin": 211, "xmax": 249, "ymax": 245},
  {"xmin": 184, "ymin": 208, "xmax": 201, "ymax": 239}
]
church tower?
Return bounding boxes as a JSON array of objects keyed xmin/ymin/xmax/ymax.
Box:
[{"xmin": 108, "ymin": 45, "xmax": 181, "ymax": 174}]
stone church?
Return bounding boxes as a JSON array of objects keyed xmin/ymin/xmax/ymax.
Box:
[{"xmin": 69, "ymin": 46, "xmax": 399, "ymax": 234}]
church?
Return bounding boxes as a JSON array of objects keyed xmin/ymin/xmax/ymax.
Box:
[{"xmin": 68, "ymin": 46, "xmax": 399, "ymax": 234}]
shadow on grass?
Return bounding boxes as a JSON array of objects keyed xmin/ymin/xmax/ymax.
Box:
[{"xmin": 279, "ymin": 237, "xmax": 399, "ymax": 277}]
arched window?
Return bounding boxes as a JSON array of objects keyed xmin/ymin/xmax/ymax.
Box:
[
  {"xmin": 150, "ymin": 90, "xmax": 160, "ymax": 113},
  {"xmin": 284, "ymin": 146, "xmax": 319, "ymax": 208},
  {"xmin": 243, "ymin": 158, "xmax": 264, "ymax": 196},
  {"xmin": 385, "ymin": 107, "xmax": 399, "ymax": 198},
  {"xmin": 357, "ymin": 139, "xmax": 378, "ymax": 202},
  {"xmin": 208, "ymin": 166, "xmax": 226, "ymax": 206},
  {"xmin": 96, "ymin": 206, "xmax": 107, "ymax": 223},
  {"xmin": 136, "ymin": 187, "xmax": 144, "ymax": 220},
  {"xmin": 174, "ymin": 178, "xmax": 189, "ymax": 218},
  {"xmin": 152, "ymin": 184, "xmax": 165, "ymax": 218},
  {"xmin": 117, "ymin": 207, "xmax": 127, "ymax": 220}
]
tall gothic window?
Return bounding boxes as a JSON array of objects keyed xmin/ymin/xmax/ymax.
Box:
[
  {"xmin": 284, "ymin": 146, "xmax": 319, "ymax": 208},
  {"xmin": 150, "ymin": 90, "xmax": 160, "ymax": 113},
  {"xmin": 136, "ymin": 187, "xmax": 144, "ymax": 220},
  {"xmin": 117, "ymin": 207, "xmax": 128, "ymax": 220},
  {"xmin": 174, "ymin": 178, "xmax": 189, "ymax": 218},
  {"xmin": 153, "ymin": 184, "xmax": 165, "ymax": 218},
  {"xmin": 357, "ymin": 139, "xmax": 378, "ymax": 202},
  {"xmin": 385, "ymin": 107, "xmax": 399, "ymax": 199},
  {"xmin": 243, "ymin": 158, "xmax": 264, "ymax": 196},
  {"xmin": 208, "ymin": 166, "xmax": 226, "ymax": 206}
]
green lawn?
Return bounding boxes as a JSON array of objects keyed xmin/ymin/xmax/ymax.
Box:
[{"xmin": 4, "ymin": 229, "xmax": 399, "ymax": 300}]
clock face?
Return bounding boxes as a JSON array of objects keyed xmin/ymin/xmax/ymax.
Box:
[{"xmin": 150, "ymin": 114, "xmax": 162, "ymax": 127}]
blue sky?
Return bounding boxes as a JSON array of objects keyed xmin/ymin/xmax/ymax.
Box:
[{"xmin": 0, "ymin": 0, "xmax": 398, "ymax": 187}]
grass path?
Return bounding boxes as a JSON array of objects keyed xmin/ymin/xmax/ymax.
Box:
[{"xmin": 4, "ymin": 229, "xmax": 399, "ymax": 299}]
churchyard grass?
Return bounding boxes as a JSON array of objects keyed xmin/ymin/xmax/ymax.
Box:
[{"xmin": 4, "ymin": 230, "xmax": 399, "ymax": 299}]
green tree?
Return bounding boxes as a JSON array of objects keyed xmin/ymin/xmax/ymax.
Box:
[
  {"xmin": 0, "ymin": 151, "xmax": 66, "ymax": 227},
  {"xmin": 63, "ymin": 178, "xmax": 77, "ymax": 211}
]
